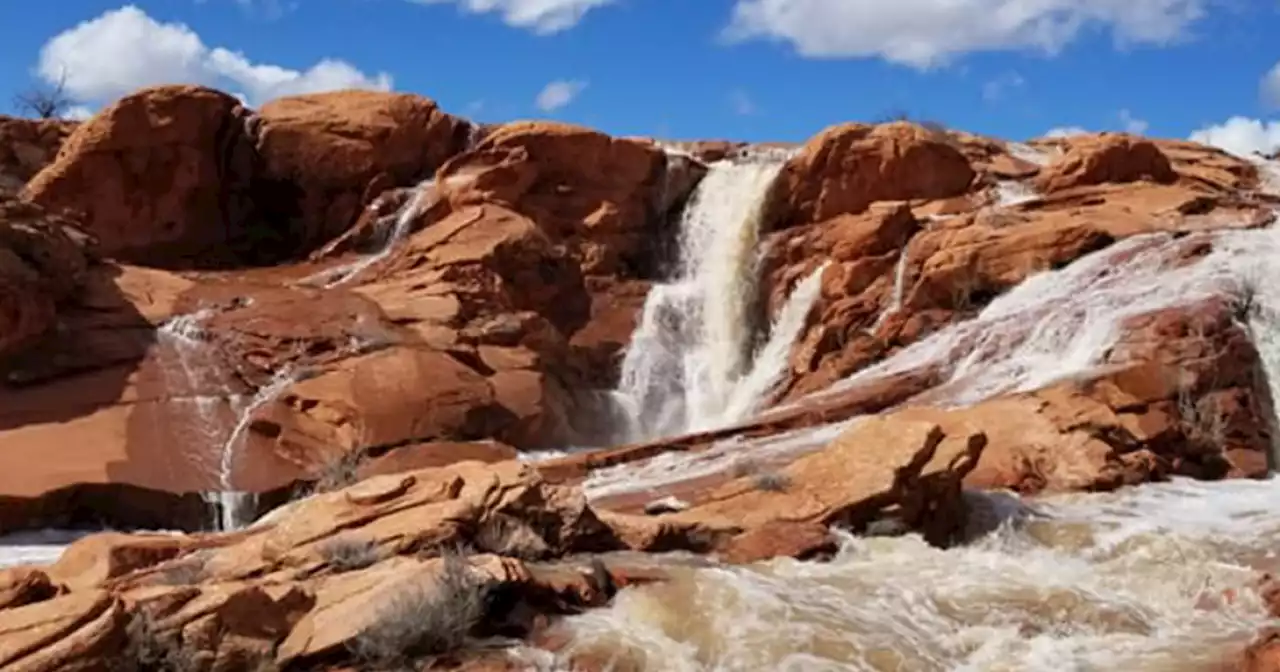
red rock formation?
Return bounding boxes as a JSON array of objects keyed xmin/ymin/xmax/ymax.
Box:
[
  {"xmin": 22, "ymin": 86, "xmax": 261, "ymax": 269},
  {"xmin": 254, "ymin": 90, "xmax": 472, "ymax": 256},
  {"xmin": 0, "ymin": 116, "xmax": 76, "ymax": 193},
  {"xmin": 1034, "ymin": 133, "xmax": 1178, "ymax": 193},
  {"xmin": 765, "ymin": 121, "xmax": 978, "ymax": 231},
  {"xmin": 0, "ymin": 197, "xmax": 90, "ymax": 362}
]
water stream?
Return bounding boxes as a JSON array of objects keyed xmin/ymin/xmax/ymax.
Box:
[{"xmin": 613, "ymin": 148, "xmax": 824, "ymax": 442}]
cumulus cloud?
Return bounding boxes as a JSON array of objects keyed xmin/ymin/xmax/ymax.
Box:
[
  {"xmin": 1118, "ymin": 108, "xmax": 1149, "ymax": 134},
  {"xmin": 1189, "ymin": 116, "xmax": 1280, "ymax": 157},
  {"xmin": 723, "ymin": 0, "xmax": 1208, "ymax": 68},
  {"xmin": 410, "ymin": 0, "xmax": 615, "ymax": 34},
  {"xmin": 1262, "ymin": 61, "xmax": 1280, "ymax": 109},
  {"xmin": 1043, "ymin": 126, "xmax": 1091, "ymax": 138},
  {"xmin": 535, "ymin": 79, "xmax": 587, "ymax": 112},
  {"xmin": 37, "ymin": 5, "xmax": 392, "ymax": 108}
]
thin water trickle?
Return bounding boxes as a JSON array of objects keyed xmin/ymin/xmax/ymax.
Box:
[
  {"xmin": 157, "ymin": 310, "xmax": 300, "ymax": 531},
  {"xmin": 204, "ymin": 367, "xmax": 300, "ymax": 531},
  {"xmin": 298, "ymin": 178, "xmax": 435, "ymax": 288}
]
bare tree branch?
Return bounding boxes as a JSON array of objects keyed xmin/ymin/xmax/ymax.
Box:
[{"xmin": 12, "ymin": 70, "xmax": 74, "ymax": 120}]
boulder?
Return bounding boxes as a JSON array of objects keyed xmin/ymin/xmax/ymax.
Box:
[
  {"xmin": 254, "ymin": 90, "xmax": 471, "ymax": 256},
  {"xmin": 22, "ymin": 86, "xmax": 261, "ymax": 268},
  {"xmin": 437, "ymin": 121, "xmax": 672, "ymax": 278},
  {"xmin": 1034, "ymin": 134, "xmax": 1177, "ymax": 193},
  {"xmin": 765, "ymin": 121, "xmax": 977, "ymax": 230}
]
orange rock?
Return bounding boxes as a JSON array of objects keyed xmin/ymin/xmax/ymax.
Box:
[
  {"xmin": 255, "ymin": 90, "xmax": 470, "ymax": 255},
  {"xmin": 0, "ymin": 569, "xmax": 57, "ymax": 610},
  {"xmin": 1034, "ymin": 133, "xmax": 1177, "ymax": 193},
  {"xmin": 766, "ymin": 121, "xmax": 977, "ymax": 230},
  {"xmin": 0, "ymin": 590, "xmax": 125, "ymax": 672},
  {"xmin": 437, "ymin": 120, "xmax": 672, "ymax": 277},
  {"xmin": 1242, "ymin": 629, "xmax": 1280, "ymax": 672},
  {"xmin": 22, "ymin": 85, "xmax": 260, "ymax": 268}
]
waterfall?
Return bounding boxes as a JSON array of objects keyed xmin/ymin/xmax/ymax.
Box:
[
  {"xmin": 871, "ymin": 247, "xmax": 910, "ymax": 330},
  {"xmin": 613, "ymin": 148, "xmax": 823, "ymax": 442}
]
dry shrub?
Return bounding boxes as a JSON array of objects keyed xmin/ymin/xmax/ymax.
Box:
[{"xmin": 347, "ymin": 549, "xmax": 489, "ymax": 667}]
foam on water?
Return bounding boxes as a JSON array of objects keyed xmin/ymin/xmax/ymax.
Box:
[
  {"xmin": 543, "ymin": 478, "xmax": 1280, "ymax": 671},
  {"xmin": 544, "ymin": 222, "xmax": 1280, "ymax": 670}
]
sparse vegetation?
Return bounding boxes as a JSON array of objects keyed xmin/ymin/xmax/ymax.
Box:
[
  {"xmin": 118, "ymin": 611, "xmax": 204, "ymax": 672},
  {"xmin": 471, "ymin": 513, "xmax": 550, "ymax": 560},
  {"xmin": 153, "ymin": 551, "xmax": 212, "ymax": 586},
  {"xmin": 753, "ymin": 471, "xmax": 792, "ymax": 492},
  {"xmin": 12, "ymin": 71, "xmax": 75, "ymax": 120},
  {"xmin": 311, "ymin": 449, "xmax": 366, "ymax": 494},
  {"xmin": 317, "ymin": 534, "xmax": 383, "ymax": 572},
  {"xmin": 347, "ymin": 548, "xmax": 489, "ymax": 667},
  {"xmin": 873, "ymin": 108, "xmax": 950, "ymax": 137},
  {"xmin": 1176, "ymin": 373, "xmax": 1230, "ymax": 448},
  {"xmin": 731, "ymin": 458, "xmax": 760, "ymax": 478}
]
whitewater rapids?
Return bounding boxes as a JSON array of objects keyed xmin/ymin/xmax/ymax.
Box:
[{"xmin": 536, "ymin": 478, "xmax": 1280, "ymax": 671}]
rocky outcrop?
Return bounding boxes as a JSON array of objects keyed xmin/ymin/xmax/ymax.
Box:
[
  {"xmin": 21, "ymin": 86, "xmax": 261, "ymax": 269},
  {"xmin": 255, "ymin": 90, "xmax": 472, "ymax": 257},
  {"xmin": 765, "ymin": 121, "xmax": 977, "ymax": 231},
  {"xmin": 1034, "ymin": 134, "xmax": 1178, "ymax": 193},
  {"xmin": 0, "ymin": 196, "xmax": 91, "ymax": 362},
  {"xmin": 0, "ymin": 439, "xmax": 977, "ymax": 669},
  {"xmin": 760, "ymin": 146, "xmax": 1274, "ymax": 399},
  {"xmin": 0, "ymin": 116, "xmax": 75, "ymax": 193}
]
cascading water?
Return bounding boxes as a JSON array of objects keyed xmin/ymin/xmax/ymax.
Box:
[
  {"xmin": 533, "ymin": 224, "xmax": 1280, "ymax": 671},
  {"xmin": 614, "ymin": 148, "xmax": 824, "ymax": 442},
  {"xmin": 537, "ymin": 479, "xmax": 1280, "ymax": 671},
  {"xmin": 299, "ymin": 179, "xmax": 434, "ymax": 289}
]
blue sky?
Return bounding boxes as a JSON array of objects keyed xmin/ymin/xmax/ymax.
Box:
[{"xmin": 0, "ymin": 1, "xmax": 1278, "ymax": 154}]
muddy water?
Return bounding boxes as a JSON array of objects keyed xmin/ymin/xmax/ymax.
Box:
[{"xmin": 534, "ymin": 479, "xmax": 1280, "ymax": 671}]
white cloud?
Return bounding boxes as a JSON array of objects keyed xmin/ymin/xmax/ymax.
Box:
[
  {"xmin": 723, "ymin": 0, "xmax": 1207, "ymax": 68},
  {"xmin": 410, "ymin": 0, "xmax": 615, "ymax": 34},
  {"xmin": 982, "ymin": 71, "xmax": 1024, "ymax": 102},
  {"xmin": 1118, "ymin": 108, "xmax": 1149, "ymax": 134},
  {"xmin": 37, "ymin": 5, "xmax": 392, "ymax": 107},
  {"xmin": 1189, "ymin": 116, "xmax": 1280, "ymax": 157},
  {"xmin": 535, "ymin": 79, "xmax": 586, "ymax": 112},
  {"xmin": 730, "ymin": 89, "xmax": 757, "ymax": 115},
  {"xmin": 64, "ymin": 105, "xmax": 95, "ymax": 121},
  {"xmin": 1043, "ymin": 126, "xmax": 1091, "ymax": 138},
  {"xmin": 1262, "ymin": 61, "xmax": 1280, "ymax": 109}
]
